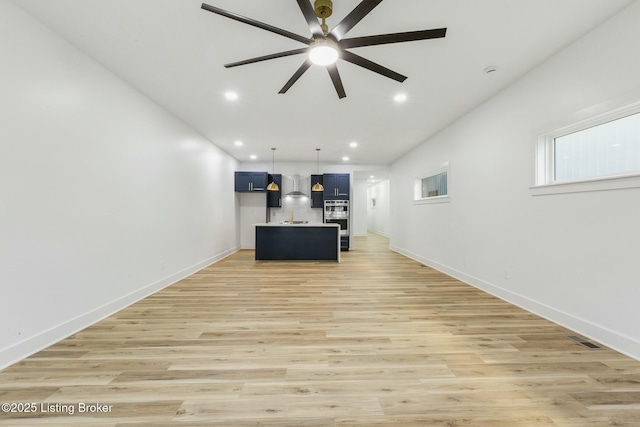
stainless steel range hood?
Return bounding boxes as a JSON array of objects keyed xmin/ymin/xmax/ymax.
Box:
[{"xmin": 285, "ymin": 174, "xmax": 308, "ymax": 198}]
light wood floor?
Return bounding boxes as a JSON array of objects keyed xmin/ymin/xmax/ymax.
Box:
[{"xmin": 1, "ymin": 233, "xmax": 639, "ymax": 426}]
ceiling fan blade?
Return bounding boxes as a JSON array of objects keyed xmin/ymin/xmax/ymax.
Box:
[
  {"xmin": 327, "ymin": 64, "xmax": 347, "ymax": 99},
  {"xmin": 225, "ymin": 48, "xmax": 308, "ymax": 68},
  {"xmin": 297, "ymin": 0, "xmax": 324, "ymax": 38},
  {"xmin": 329, "ymin": 0, "xmax": 383, "ymax": 41},
  {"xmin": 279, "ymin": 59, "xmax": 313, "ymax": 94},
  {"xmin": 340, "ymin": 28, "xmax": 447, "ymax": 49},
  {"xmin": 201, "ymin": 3, "xmax": 310, "ymax": 45},
  {"xmin": 340, "ymin": 50, "xmax": 407, "ymax": 83}
]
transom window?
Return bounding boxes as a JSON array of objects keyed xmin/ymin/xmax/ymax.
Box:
[
  {"xmin": 533, "ymin": 102, "xmax": 640, "ymax": 195},
  {"xmin": 554, "ymin": 111, "xmax": 640, "ymax": 182}
]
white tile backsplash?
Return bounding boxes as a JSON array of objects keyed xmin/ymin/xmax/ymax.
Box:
[{"xmin": 269, "ymin": 195, "xmax": 323, "ymax": 224}]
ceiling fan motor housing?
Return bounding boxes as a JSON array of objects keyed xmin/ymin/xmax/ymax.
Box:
[{"xmin": 314, "ymin": 0, "xmax": 333, "ymax": 18}]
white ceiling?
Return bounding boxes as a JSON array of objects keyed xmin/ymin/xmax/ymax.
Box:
[{"xmin": 11, "ymin": 0, "xmax": 635, "ymax": 164}]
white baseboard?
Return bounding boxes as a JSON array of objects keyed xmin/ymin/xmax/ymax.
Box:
[
  {"xmin": 368, "ymin": 229, "xmax": 390, "ymax": 238},
  {"xmin": 0, "ymin": 246, "xmax": 239, "ymax": 370},
  {"xmin": 389, "ymin": 244, "xmax": 640, "ymax": 362}
]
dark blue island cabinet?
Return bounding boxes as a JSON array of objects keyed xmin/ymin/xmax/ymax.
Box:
[
  {"xmin": 255, "ymin": 224, "xmax": 340, "ymax": 262},
  {"xmin": 323, "ymin": 173, "xmax": 350, "ymax": 200},
  {"xmin": 235, "ymin": 172, "xmax": 268, "ymax": 192}
]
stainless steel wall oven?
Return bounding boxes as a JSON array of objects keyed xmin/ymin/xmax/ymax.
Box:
[{"xmin": 324, "ymin": 200, "xmax": 349, "ymax": 250}]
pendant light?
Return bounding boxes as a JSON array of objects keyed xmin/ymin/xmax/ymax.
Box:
[
  {"xmin": 267, "ymin": 148, "xmax": 279, "ymax": 191},
  {"xmin": 312, "ymin": 148, "xmax": 324, "ymax": 192}
]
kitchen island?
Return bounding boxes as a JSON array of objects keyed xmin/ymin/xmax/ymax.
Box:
[{"xmin": 255, "ymin": 223, "xmax": 340, "ymax": 262}]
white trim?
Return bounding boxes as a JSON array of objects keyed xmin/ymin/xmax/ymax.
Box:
[
  {"xmin": 0, "ymin": 246, "xmax": 240, "ymax": 370},
  {"xmin": 389, "ymin": 244, "xmax": 640, "ymax": 362},
  {"xmin": 549, "ymin": 100, "xmax": 640, "ymax": 140},
  {"xmin": 413, "ymin": 195, "xmax": 451, "ymax": 204},
  {"xmin": 530, "ymin": 171, "xmax": 640, "ymax": 195},
  {"xmin": 368, "ymin": 229, "xmax": 390, "ymax": 238}
]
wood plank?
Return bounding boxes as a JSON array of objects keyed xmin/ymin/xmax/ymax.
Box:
[{"xmin": 1, "ymin": 233, "xmax": 639, "ymax": 425}]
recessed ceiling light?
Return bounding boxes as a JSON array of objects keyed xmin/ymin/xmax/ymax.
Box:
[
  {"xmin": 224, "ymin": 91, "xmax": 239, "ymax": 101},
  {"xmin": 370, "ymin": 175, "xmax": 375, "ymax": 179},
  {"xmin": 394, "ymin": 93, "xmax": 407, "ymax": 103},
  {"xmin": 342, "ymin": 156, "xmax": 349, "ymax": 162},
  {"xmin": 234, "ymin": 140, "xmax": 243, "ymax": 146},
  {"xmin": 250, "ymin": 154, "xmax": 257, "ymax": 160},
  {"xmin": 350, "ymin": 142, "xmax": 358, "ymax": 148}
]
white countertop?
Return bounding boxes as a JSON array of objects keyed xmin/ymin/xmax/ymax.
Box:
[{"xmin": 255, "ymin": 222, "xmax": 339, "ymax": 227}]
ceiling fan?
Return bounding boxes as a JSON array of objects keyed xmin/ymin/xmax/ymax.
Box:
[{"xmin": 201, "ymin": 0, "xmax": 447, "ymax": 99}]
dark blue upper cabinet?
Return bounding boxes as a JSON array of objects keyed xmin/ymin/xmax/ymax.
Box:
[
  {"xmin": 323, "ymin": 173, "xmax": 350, "ymax": 200},
  {"xmin": 235, "ymin": 172, "xmax": 268, "ymax": 192}
]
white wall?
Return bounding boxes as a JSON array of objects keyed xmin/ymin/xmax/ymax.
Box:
[
  {"xmin": 352, "ymin": 179, "xmax": 368, "ymax": 236},
  {"xmin": 390, "ymin": 1, "xmax": 640, "ymax": 360},
  {"xmin": 0, "ymin": 1, "xmax": 239, "ymax": 369},
  {"xmin": 367, "ymin": 179, "xmax": 391, "ymax": 237}
]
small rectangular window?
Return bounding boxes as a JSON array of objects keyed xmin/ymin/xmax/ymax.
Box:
[
  {"xmin": 554, "ymin": 112, "xmax": 640, "ymax": 182},
  {"xmin": 533, "ymin": 102, "xmax": 640, "ymax": 195},
  {"xmin": 421, "ymin": 172, "xmax": 448, "ymax": 198},
  {"xmin": 414, "ymin": 162, "xmax": 450, "ymax": 204}
]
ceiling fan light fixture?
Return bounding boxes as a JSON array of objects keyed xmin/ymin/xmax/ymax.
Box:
[
  {"xmin": 201, "ymin": 1, "xmax": 447, "ymax": 98},
  {"xmin": 309, "ymin": 40, "xmax": 339, "ymax": 66}
]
